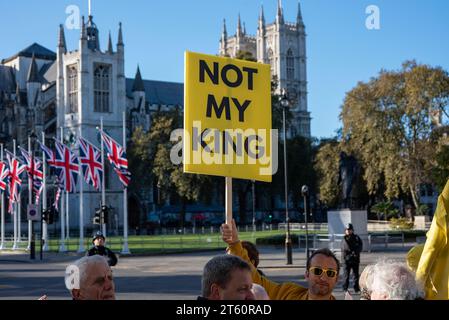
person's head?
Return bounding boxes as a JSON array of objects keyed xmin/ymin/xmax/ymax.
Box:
[
  {"xmin": 241, "ymin": 241, "xmax": 259, "ymax": 268},
  {"xmin": 251, "ymin": 283, "xmax": 270, "ymax": 300},
  {"xmin": 65, "ymin": 255, "xmax": 115, "ymax": 300},
  {"xmin": 345, "ymin": 223, "xmax": 354, "ymax": 236},
  {"xmin": 92, "ymin": 231, "xmax": 105, "ymax": 246},
  {"xmin": 366, "ymin": 260, "xmax": 424, "ymax": 300},
  {"xmin": 305, "ymin": 248, "xmax": 340, "ymax": 299},
  {"xmin": 202, "ymin": 255, "xmax": 255, "ymax": 300}
]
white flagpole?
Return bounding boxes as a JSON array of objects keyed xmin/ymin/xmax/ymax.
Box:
[
  {"xmin": 59, "ymin": 127, "xmax": 66, "ymax": 252},
  {"xmin": 12, "ymin": 140, "xmax": 18, "ymax": 250},
  {"xmin": 0, "ymin": 144, "xmax": 5, "ymax": 250},
  {"xmin": 42, "ymin": 132, "xmax": 48, "ymax": 251},
  {"xmin": 17, "ymin": 141, "xmax": 22, "ymax": 246},
  {"xmin": 18, "ymin": 193, "xmax": 22, "ymax": 246},
  {"xmin": 100, "ymin": 117, "xmax": 106, "ymax": 236},
  {"xmin": 121, "ymin": 111, "xmax": 130, "ymax": 254},
  {"xmin": 27, "ymin": 137, "xmax": 32, "ymax": 251},
  {"xmin": 78, "ymin": 127, "xmax": 85, "ymax": 253},
  {"xmin": 66, "ymin": 187, "xmax": 69, "ymax": 239}
]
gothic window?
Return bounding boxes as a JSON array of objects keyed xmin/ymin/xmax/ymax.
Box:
[
  {"xmin": 287, "ymin": 49, "xmax": 294, "ymax": 80},
  {"xmin": 94, "ymin": 64, "xmax": 111, "ymax": 113},
  {"xmin": 268, "ymin": 49, "xmax": 274, "ymax": 76},
  {"xmin": 67, "ymin": 65, "xmax": 78, "ymax": 114}
]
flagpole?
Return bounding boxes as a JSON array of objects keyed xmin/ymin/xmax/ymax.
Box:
[
  {"xmin": 100, "ymin": 117, "xmax": 106, "ymax": 236},
  {"xmin": 17, "ymin": 141, "xmax": 22, "ymax": 246},
  {"xmin": 121, "ymin": 111, "xmax": 130, "ymax": 254},
  {"xmin": 42, "ymin": 132, "xmax": 48, "ymax": 252},
  {"xmin": 59, "ymin": 127, "xmax": 66, "ymax": 252},
  {"xmin": 0, "ymin": 144, "xmax": 5, "ymax": 250},
  {"xmin": 27, "ymin": 137, "xmax": 32, "ymax": 252},
  {"xmin": 12, "ymin": 139, "xmax": 18, "ymax": 250},
  {"xmin": 78, "ymin": 127, "xmax": 85, "ymax": 253},
  {"xmin": 66, "ymin": 187, "xmax": 69, "ymax": 239}
]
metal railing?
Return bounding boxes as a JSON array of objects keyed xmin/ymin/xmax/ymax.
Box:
[{"xmin": 296, "ymin": 232, "xmax": 408, "ymax": 253}]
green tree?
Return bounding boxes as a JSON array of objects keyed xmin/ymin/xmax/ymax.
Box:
[
  {"xmin": 340, "ymin": 61, "xmax": 449, "ymax": 209},
  {"xmin": 235, "ymin": 50, "xmax": 257, "ymax": 62},
  {"xmin": 314, "ymin": 139, "xmax": 341, "ymax": 206},
  {"xmin": 149, "ymin": 108, "xmax": 211, "ymax": 228}
]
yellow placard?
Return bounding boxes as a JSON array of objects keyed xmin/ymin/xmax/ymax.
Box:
[{"xmin": 184, "ymin": 51, "xmax": 272, "ymax": 182}]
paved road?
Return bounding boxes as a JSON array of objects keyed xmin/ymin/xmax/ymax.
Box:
[{"xmin": 0, "ymin": 244, "xmax": 415, "ymax": 300}]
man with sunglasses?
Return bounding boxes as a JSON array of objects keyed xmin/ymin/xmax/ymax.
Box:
[{"xmin": 222, "ymin": 219, "xmax": 340, "ymax": 300}]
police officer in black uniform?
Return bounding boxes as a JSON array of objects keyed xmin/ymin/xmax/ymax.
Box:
[
  {"xmin": 87, "ymin": 231, "xmax": 118, "ymax": 267},
  {"xmin": 341, "ymin": 223, "xmax": 363, "ymax": 293}
]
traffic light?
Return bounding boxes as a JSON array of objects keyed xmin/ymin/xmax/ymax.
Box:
[
  {"xmin": 42, "ymin": 207, "xmax": 55, "ymax": 225},
  {"xmin": 42, "ymin": 209, "xmax": 48, "ymax": 223},
  {"xmin": 101, "ymin": 205, "xmax": 109, "ymax": 224},
  {"xmin": 93, "ymin": 207, "xmax": 101, "ymax": 225}
]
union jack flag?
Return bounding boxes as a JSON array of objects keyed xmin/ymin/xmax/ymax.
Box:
[
  {"xmin": 5, "ymin": 151, "xmax": 27, "ymax": 213},
  {"xmin": 53, "ymin": 140, "xmax": 79, "ymax": 193},
  {"xmin": 78, "ymin": 137, "xmax": 103, "ymax": 190},
  {"xmin": 99, "ymin": 129, "xmax": 131, "ymax": 187},
  {"xmin": 18, "ymin": 147, "xmax": 44, "ymax": 205},
  {"xmin": 53, "ymin": 185, "xmax": 62, "ymax": 210},
  {"xmin": 113, "ymin": 167, "xmax": 131, "ymax": 188},
  {"xmin": 38, "ymin": 141, "xmax": 56, "ymax": 167},
  {"xmin": 0, "ymin": 161, "xmax": 9, "ymax": 192}
]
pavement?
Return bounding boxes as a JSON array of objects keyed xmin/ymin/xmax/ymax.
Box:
[{"xmin": 0, "ymin": 243, "xmax": 416, "ymax": 300}]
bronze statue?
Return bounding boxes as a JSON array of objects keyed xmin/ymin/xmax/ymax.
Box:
[{"xmin": 338, "ymin": 152, "xmax": 359, "ymax": 209}]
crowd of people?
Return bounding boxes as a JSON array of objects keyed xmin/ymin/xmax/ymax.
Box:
[{"xmin": 40, "ymin": 220, "xmax": 426, "ymax": 301}]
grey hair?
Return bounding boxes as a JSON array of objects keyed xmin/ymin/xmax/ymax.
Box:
[
  {"xmin": 202, "ymin": 255, "xmax": 251, "ymax": 298},
  {"xmin": 367, "ymin": 259, "xmax": 424, "ymax": 300},
  {"xmin": 65, "ymin": 255, "xmax": 109, "ymax": 291}
]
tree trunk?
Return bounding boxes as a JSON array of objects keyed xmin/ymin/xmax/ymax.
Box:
[
  {"xmin": 409, "ymin": 184, "xmax": 420, "ymax": 222},
  {"xmin": 410, "ymin": 185, "xmax": 420, "ymax": 209}
]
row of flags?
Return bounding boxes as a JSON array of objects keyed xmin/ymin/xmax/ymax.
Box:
[{"xmin": 0, "ymin": 130, "xmax": 131, "ymax": 214}]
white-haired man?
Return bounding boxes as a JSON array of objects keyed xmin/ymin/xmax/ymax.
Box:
[{"xmin": 65, "ymin": 255, "xmax": 116, "ymax": 300}]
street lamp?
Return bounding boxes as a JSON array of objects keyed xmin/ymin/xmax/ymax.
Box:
[
  {"xmin": 280, "ymin": 89, "xmax": 292, "ymax": 265},
  {"xmin": 301, "ymin": 185, "xmax": 310, "ymax": 259},
  {"xmin": 29, "ymin": 131, "xmax": 37, "ymax": 260}
]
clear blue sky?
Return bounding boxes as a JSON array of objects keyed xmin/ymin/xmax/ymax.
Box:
[{"xmin": 1, "ymin": 0, "xmax": 448, "ymax": 139}]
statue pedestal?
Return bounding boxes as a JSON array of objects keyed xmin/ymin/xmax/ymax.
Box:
[{"xmin": 327, "ymin": 209, "xmax": 368, "ymax": 251}]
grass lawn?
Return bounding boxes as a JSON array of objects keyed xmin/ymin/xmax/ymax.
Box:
[
  {"xmin": 11, "ymin": 229, "xmax": 314, "ymax": 254},
  {"xmin": 4, "ymin": 228, "xmax": 423, "ymax": 255}
]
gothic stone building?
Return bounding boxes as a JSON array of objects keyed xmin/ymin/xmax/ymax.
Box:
[
  {"xmin": 0, "ymin": 2, "xmax": 311, "ymax": 232},
  {"xmin": 219, "ymin": 1, "xmax": 311, "ymax": 138},
  {"xmin": 0, "ymin": 16, "xmax": 182, "ymax": 233}
]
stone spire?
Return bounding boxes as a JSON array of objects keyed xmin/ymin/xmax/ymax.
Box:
[
  {"xmin": 132, "ymin": 66, "xmax": 145, "ymax": 92},
  {"xmin": 108, "ymin": 31, "xmax": 113, "ymax": 53},
  {"xmin": 118, "ymin": 22, "xmax": 124, "ymax": 47},
  {"xmin": 297, "ymin": 1, "xmax": 305, "ymax": 27},
  {"xmin": 80, "ymin": 16, "xmax": 87, "ymax": 40},
  {"xmin": 259, "ymin": 5, "xmax": 265, "ymax": 30},
  {"xmin": 58, "ymin": 24, "xmax": 67, "ymax": 53},
  {"xmin": 276, "ymin": 0, "xmax": 284, "ymax": 25},
  {"xmin": 237, "ymin": 13, "xmax": 243, "ymax": 37}
]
